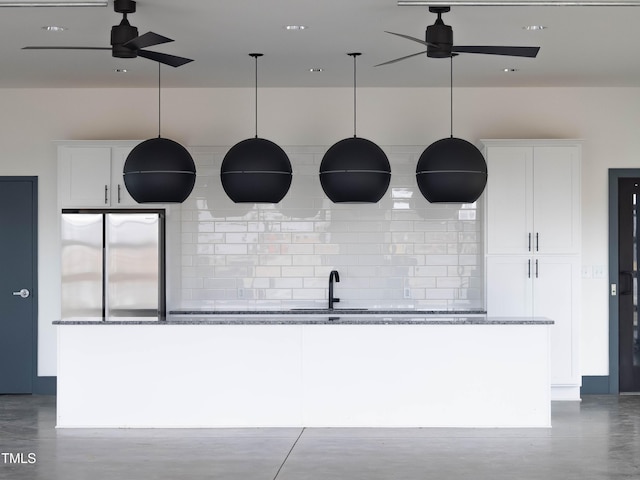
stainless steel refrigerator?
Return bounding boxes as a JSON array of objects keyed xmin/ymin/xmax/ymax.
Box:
[{"xmin": 61, "ymin": 210, "xmax": 165, "ymax": 320}]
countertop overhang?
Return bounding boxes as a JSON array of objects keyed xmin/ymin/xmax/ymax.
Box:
[{"xmin": 53, "ymin": 314, "xmax": 553, "ymax": 325}]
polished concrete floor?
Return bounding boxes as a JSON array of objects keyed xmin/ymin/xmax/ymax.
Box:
[{"xmin": 0, "ymin": 395, "xmax": 639, "ymax": 480}]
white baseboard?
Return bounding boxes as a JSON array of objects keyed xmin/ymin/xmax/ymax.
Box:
[{"xmin": 551, "ymin": 385, "xmax": 581, "ymax": 401}]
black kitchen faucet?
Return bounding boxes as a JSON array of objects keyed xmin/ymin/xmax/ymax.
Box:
[{"xmin": 328, "ymin": 270, "xmax": 340, "ymax": 309}]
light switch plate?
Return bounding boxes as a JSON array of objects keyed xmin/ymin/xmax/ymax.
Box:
[{"xmin": 593, "ymin": 265, "xmax": 605, "ymax": 279}]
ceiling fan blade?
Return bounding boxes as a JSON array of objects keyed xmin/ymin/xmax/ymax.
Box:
[
  {"xmin": 374, "ymin": 50, "xmax": 427, "ymax": 67},
  {"xmin": 452, "ymin": 45, "xmax": 540, "ymax": 58},
  {"xmin": 137, "ymin": 49, "xmax": 193, "ymax": 68},
  {"xmin": 384, "ymin": 31, "xmax": 430, "ymax": 48},
  {"xmin": 124, "ymin": 31, "xmax": 173, "ymax": 51},
  {"xmin": 22, "ymin": 46, "xmax": 110, "ymax": 50}
]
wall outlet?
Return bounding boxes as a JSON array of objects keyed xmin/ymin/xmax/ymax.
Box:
[
  {"xmin": 238, "ymin": 288, "xmax": 244, "ymax": 299},
  {"xmin": 404, "ymin": 287, "xmax": 411, "ymax": 299}
]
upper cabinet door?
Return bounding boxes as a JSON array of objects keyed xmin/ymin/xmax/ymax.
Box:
[
  {"xmin": 58, "ymin": 143, "xmax": 148, "ymax": 208},
  {"xmin": 485, "ymin": 146, "xmax": 534, "ymax": 255},
  {"xmin": 58, "ymin": 146, "xmax": 112, "ymax": 207},
  {"xmin": 532, "ymin": 146, "xmax": 581, "ymax": 255},
  {"xmin": 110, "ymin": 147, "xmax": 138, "ymax": 207},
  {"xmin": 484, "ymin": 141, "xmax": 581, "ymax": 256}
]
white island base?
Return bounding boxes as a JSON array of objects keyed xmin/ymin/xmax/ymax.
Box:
[{"xmin": 55, "ymin": 317, "xmax": 552, "ymax": 428}]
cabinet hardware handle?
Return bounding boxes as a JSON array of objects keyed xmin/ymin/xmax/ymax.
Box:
[
  {"xmin": 118, "ymin": 184, "xmax": 121, "ymax": 204},
  {"xmin": 536, "ymin": 232, "xmax": 539, "ymax": 252},
  {"xmin": 528, "ymin": 259, "xmax": 531, "ymax": 278},
  {"xmin": 535, "ymin": 259, "xmax": 539, "ymax": 278},
  {"xmin": 104, "ymin": 185, "xmax": 108, "ymax": 205},
  {"xmin": 528, "ymin": 233, "xmax": 532, "ymax": 252}
]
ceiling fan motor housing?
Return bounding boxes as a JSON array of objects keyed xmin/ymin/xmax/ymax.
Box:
[
  {"xmin": 111, "ymin": 0, "xmax": 138, "ymax": 58},
  {"xmin": 111, "ymin": 21, "xmax": 138, "ymax": 58},
  {"xmin": 426, "ymin": 21, "xmax": 453, "ymax": 58}
]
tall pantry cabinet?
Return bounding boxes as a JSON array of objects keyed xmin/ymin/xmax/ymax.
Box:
[{"xmin": 482, "ymin": 139, "xmax": 581, "ymax": 401}]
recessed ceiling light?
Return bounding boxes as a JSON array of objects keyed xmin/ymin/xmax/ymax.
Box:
[
  {"xmin": 309, "ymin": 68, "xmax": 324, "ymax": 72},
  {"xmin": 503, "ymin": 68, "xmax": 518, "ymax": 72},
  {"xmin": 523, "ymin": 25, "xmax": 546, "ymax": 31},
  {"xmin": 42, "ymin": 25, "xmax": 66, "ymax": 32},
  {"xmin": 284, "ymin": 25, "xmax": 307, "ymax": 31}
]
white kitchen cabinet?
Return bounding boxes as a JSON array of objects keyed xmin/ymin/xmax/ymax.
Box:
[
  {"xmin": 483, "ymin": 141, "xmax": 581, "ymax": 255},
  {"xmin": 58, "ymin": 142, "xmax": 140, "ymax": 207},
  {"xmin": 486, "ymin": 255, "xmax": 579, "ymax": 389},
  {"xmin": 483, "ymin": 139, "xmax": 581, "ymax": 401}
]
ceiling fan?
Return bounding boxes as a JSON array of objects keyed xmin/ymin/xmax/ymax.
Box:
[
  {"xmin": 22, "ymin": 0, "xmax": 193, "ymax": 68},
  {"xmin": 376, "ymin": 6, "xmax": 539, "ymax": 67}
]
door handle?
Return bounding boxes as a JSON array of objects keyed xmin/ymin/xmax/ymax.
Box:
[{"xmin": 12, "ymin": 288, "xmax": 30, "ymax": 298}]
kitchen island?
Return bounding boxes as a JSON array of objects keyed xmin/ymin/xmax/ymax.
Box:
[{"xmin": 54, "ymin": 314, "xmax": 553, "ymax": 428}]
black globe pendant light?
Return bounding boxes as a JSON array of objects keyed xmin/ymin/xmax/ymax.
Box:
[
  {"xmin": 416, "ymin": 56, "xmax": 487, "ymax": 204},
  {"xmin": 320, "ymin": 53, "xmax": 391, "ymax": 203},
  {"xmin": 123, "ymin": 63, "xmax": 196, "ymax": 203},
  {"xmin": 221, "ymin": 53, "xmax": 292, "ymax": 203}
]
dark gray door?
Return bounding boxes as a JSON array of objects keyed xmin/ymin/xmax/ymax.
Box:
[
  {"xmin": 618, "ymin": 178, "xmax": 640, "ymax": 392},
  {"xmin": 0, "ymin": 177, "xmax": 37, "ymax": 394}
]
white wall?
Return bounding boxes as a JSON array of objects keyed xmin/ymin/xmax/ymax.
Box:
[{"xmin": 0, "ymin": 86, "xmax": 634, "ymax": 377}]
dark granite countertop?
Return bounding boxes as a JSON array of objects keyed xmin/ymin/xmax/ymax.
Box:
[
  {"xmin": 54, "ymin": 314, "xmax": 552, "ymax": 325},
  {"xmin": 170, "ymin": 309, "xmax": 487, "ymax": 315}
]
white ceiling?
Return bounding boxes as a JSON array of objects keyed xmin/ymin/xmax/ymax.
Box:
[{"xmin": 0, "ymin": 0, "xmax": 639, "ymax": 88}]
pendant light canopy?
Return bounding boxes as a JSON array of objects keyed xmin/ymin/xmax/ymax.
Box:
[
  {"xmin": 416, "ymin": 56, "xmax": 487, "ymax": 204},
  {"xmin": 124, "ymin": 63, "xmax": 196, "ymax": 203},
  {"xmin": 320, "ymin": 53, "xmax": 391, "ymax": 203},
  {"xmin": 221, "ymin": 53, "xmax": 292, "ymax": 203}
]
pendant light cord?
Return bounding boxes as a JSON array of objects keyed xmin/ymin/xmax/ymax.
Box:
[
  {"xmin": 348, "ymin": 53, "xmax": 361, "ymax": 138},
  {"xmin": 157, "ymin": 62, "xmax": 161, "ymax": 138},
  {"xmin": 353, "ymin": 54, "xmax": 357, "ymax": 138},
  {"xmin": 250, "ymin": 53, "xmax": 263, "ymax": 139},
  {"xmin": 450, "ymin": 54, "xmax": 453, "ymax": 138}
]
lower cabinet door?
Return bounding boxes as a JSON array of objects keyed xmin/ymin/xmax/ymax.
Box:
[
  {"xmin": 533, "ymin": 256, "xmax": 580, "ymax": 386},
  {"xmin": 486, "ymin": 255, "xmax": 579, "ymax": 388},
  {"xmin": 486, "ymin": 256, "xmax": 534, "ymax": 317}
]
